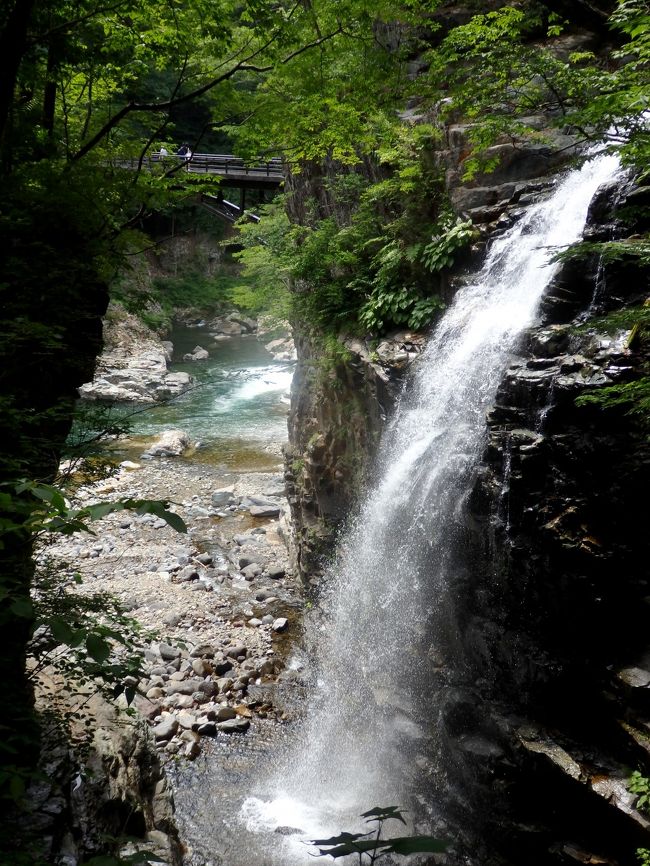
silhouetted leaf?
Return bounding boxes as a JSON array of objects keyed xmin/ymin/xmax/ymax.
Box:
[
  {"xmin": 385, "ymin": 835, "xmax": 449, "ymax": 855},
  {"xmin": 361, "ymin": 805, "xmax": 407, "ymax": 825},
  {"xmin": 310, "ymin": 832, "xmax": 369, "ymax": 846}
]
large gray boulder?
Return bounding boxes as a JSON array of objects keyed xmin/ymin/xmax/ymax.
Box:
[{"xmin": 142, "ymin": 430, "xmax": 191, "ymax": 458}]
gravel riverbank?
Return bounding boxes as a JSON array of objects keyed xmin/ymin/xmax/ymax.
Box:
[{"xmin": 42, "ymin": 440, "xmax": 302, "ymax": 764}]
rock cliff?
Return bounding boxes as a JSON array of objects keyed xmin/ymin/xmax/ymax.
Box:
[
  {"xmin": 283, "ymin": 105, "xmax": 650, "ymax": 866},
  {"xmin": 449, "ymin": 172, "xmax": 650, "ymax": 866}
]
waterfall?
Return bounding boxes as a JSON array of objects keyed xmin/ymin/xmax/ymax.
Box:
[{"xmin": 240, "ymin": 151, "xmax": 621, "ymax": 860}]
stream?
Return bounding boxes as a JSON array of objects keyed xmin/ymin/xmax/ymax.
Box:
[{"xmin": 119, "ymin": 324, "xmax": 293, "ymax": 471}]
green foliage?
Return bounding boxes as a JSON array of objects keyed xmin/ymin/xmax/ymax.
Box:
[
  {"xmin": 552, "ymin": 239, "xmax": 650, "ymax": 268},
  {"xmin": 424, "ymin": 0, "xmax": 650, "ymax": 178},
  {"xmin": 422, "ymin": 219, "xmax": 477, "ymax": 273},
  {"xmin": 630, "ymin": 772, "xmax": 650, "ymax": 812},
  {"xmin": 231, "ymin": 205, "xmax": 295, "ymax": 320},
  {"xmin": 575, "ymin": 305, "xmax": 650, "ymax": 424},
  {"xmin": 0, "ymin": 480, "xmax": 186, "ymax": 546},
  {"xmin": 577, "ymin": 377, "xmax": 650, "ymax": 421},
  {"xmin": 311, "ymin": 806, "xmax": 448, "ymax": 863},
  {"xmin": 235, "ymin": 123, "xmax": 453, "ymax": 335},
  {"xmin": 638, "ymin": 848, "xmax": 650, "ymax": 866}
]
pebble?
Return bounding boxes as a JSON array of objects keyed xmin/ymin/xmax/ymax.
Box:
[{"xmin": 272, "ymin": 618, "xmax": 288, "ymax": 632}]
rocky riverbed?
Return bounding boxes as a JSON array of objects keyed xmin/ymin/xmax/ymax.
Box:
[{"xmin": 42, "ymin": 440, "xmax": 301, "ymax": 766}]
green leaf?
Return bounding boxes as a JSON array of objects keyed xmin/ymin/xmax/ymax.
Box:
[
  {"xmin": 49, "ymin": 617, "xmax": 75, "ymax": 645},
  {"xmin": 85, "ymin": 501, "xmax": 125, "ymax": 521},
  {"xmin": 155, "ymin": 509, "xmax": 187, "ymax": 534},
  {"xmin": 86, "ymin": 633, "xmax": 111, "ymax": 664}
]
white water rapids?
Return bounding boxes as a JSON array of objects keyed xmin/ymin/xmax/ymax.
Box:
[{"xmin": 237, "ymin": 152, "xmax": 621, "ymax": 862}]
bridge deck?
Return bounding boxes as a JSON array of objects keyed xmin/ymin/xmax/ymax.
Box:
[{"xmin": 118, "ymin": 153, "xmax": 284, "ymax": 189}]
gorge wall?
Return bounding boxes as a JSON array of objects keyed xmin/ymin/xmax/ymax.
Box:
[{"xmin": 284, "ymin": 116, "xmax": 650, "ymax": 865}]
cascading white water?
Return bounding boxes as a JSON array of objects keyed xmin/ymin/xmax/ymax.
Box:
[{"xmin": 240, "ymin": 152, "xmax": 621, "ymax": 861}]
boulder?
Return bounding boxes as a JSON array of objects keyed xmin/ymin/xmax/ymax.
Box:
[
  {"xmin": 249, "ymin": 504, "xmax": 281, "ymax": 518},
  {"xmin": 228, "ymin": 313, "xmax": 257, "ymax": 332},
  {"xmin": 142, "ymin": 429, "xmax": 191, "ymax": 458},
  {"xmin": 211, "ymin": 317, "xmax": 242, "ymax": 336},
  {"xmin": 211, "ymin": 486, "xmax": 236, "ymax": 507},
  {"xmin": 183, "ymin": 345, "xmax": 209, "ymax": 362}
]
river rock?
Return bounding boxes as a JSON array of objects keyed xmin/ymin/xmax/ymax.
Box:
[
  {"xmin": 142, "ymin": 429, "xmax": 191, "ymax": 458},
  {"xmin": 152, "ymin": 717, "xmax": 179, "ymax": 741},
  {"xmin": 191, "ymin": 658, "xmax": 213, "ymax": 677},
  {"xmin": 213, "ymin": 659, "xmax": 234, "ymax": 675},
  {"xmin": 214, "ymin": 706, "xmax": 237, "ymax": 721},
  {"xmin": 158, "ymin": 642, "xmax": 181, "ymax": 661},
  {"xmin": 249, "ymin": 504, "xmax": 281, "ymax": 518},
  {"xmin": 183, "ymin": 345, "xmax": 209, "ymax": 362},
  {"xmin": 267, "ymin": 565, "xmax": 286, "ymax": 579},
  {"xmin": 190, "ymin": 643, "xmax": 216, "ymax": 658},
  {"xmin": 78, "ymin": 306, "xmax": 194, "ymax": 403},
  {"xmin": 216, "ymin": 717, "xmax": 250, "ymax": 733},
  {"xmin": 176, "ymin": 565, "xmax": 201, "ymax": 583},
  {"xmin": 264, "ymin": 336, "xmax": 296, "ymax": 361},
  {"xmin": 211, "ymin": 486, "xmax": 236, "ymax": 507},
  {"xmin": 211, "ymin": 317, "xmax": 242, "ymax": 336},
  {"xmin": 228, "ymin": 313, "xmax": 257, "ymax": 332},
  {"xmin": 225, "ymin": 644, "xmax": 248, "ymax": 659},
  {"xmin": 272, "ymin": 618, "xmax": 288, "ymax": 633}
]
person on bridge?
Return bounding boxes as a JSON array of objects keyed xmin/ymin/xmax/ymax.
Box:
[{"xmin": 177, "ymin": 143, "xmax": 192, "ymax": 159}]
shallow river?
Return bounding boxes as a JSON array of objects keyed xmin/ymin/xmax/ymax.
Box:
[{"xmin": 125, "ymin": 324, "xmax": 293, "ymax": 471}]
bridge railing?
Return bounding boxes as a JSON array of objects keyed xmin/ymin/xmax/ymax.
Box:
[{"xmin": 115, "ymin": 153, "xmax": 283, "ymax": 179}]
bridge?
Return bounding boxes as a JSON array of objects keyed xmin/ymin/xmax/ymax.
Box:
[
  {"xmin": 119, "ymin": 152, "xmax": 284, "ymax": 190},
  {"xmin": 200, "ymin": 194, "xmax": 261, "ymax": 224}
]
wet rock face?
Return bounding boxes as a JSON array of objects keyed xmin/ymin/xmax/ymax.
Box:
[
  {"xmin": 285, "ymin": 329, "xmax": 425, "ymax": 581},
  {"xmin": 452, "ymin": 176, "xmax": 650, "ymax": 863}
]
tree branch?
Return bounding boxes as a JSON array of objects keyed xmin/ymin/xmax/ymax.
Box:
[
  {"xmin": 29, "ymin": 0, "xmax": 133, "ymax": 44},
  {"xmin": 71, "ymin": 24, "xmax": 344, "ymax": 162}
]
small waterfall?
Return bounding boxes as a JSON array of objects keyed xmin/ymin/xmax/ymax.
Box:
[{"xmin": 240, "ymin": 152, "xmax": 621, "ymax": 860}]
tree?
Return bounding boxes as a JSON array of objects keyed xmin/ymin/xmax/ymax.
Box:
[{"xmin": 0, "ymin": 0, "xmax": 437, "ymax": 829}]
